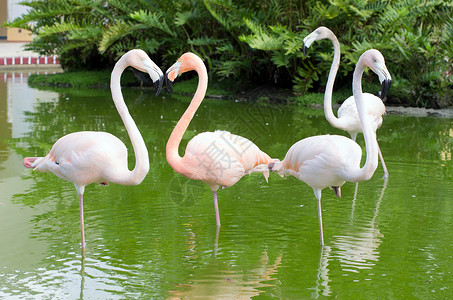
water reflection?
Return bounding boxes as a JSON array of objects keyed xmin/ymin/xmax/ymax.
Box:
[
  {"xmin": 333, "ymin": 180, "xmax": 388, "ymax": 272},
  {"xmin": 313, "ymin": 245, "xmax": 332, "ymax": 297},
  {"xmin": 167, "ymin": 228, "xmax": 282, "ymax": 299},
  {"xmin": 80, "ymin": 250, "xmax": 86, "ymax": 300},
  {"xmin": 310, "ymin": 180, "xmax": 388, "ymax": 297},
  {"xmin": 0, "ymin": 70, "xmax": 59, "ymax": 166},
  {"xmin": 163, "ymin": 221, "xmax": 283, "ymax": 298},
  {"xmin": 439, "ymin": 128, "xmax": 453, "ymax": 161},
  {"xmin": 0, "ymin": 71, "xmax": 61, "ymax": 270}
]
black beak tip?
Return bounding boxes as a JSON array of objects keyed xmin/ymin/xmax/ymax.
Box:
[
  {"xmin": 380, "ymin": 79, "xmax": 392, "ymax": 100},
  {"xmin": 165, "ymin": 75, "xmax": 173, "ymax": 93},
  {"xmin": 268, "ymin": 162, "xmax": 275, "ymax": 171},
  {"xmin": 154, "ymin": 75, "xmax": 164, "ymax": 96},
  {"xmin": 302, "ymin": 42, "xmax": 308, "ymax": 56}
]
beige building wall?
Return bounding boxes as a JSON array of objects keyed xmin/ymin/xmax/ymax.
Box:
[
  {"xmin": 6, "ymin": 27, "xmax": 32, "ymax": 42},
  {"xmin": 1, "ymin": 0, "xmax": 33, "ymax": 42}
]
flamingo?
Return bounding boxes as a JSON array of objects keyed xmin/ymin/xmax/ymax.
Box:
[
  {"xmin": 165, "ymin": 52, "xmax": 273, "ymax": 227},
  {"xmin": 269, "ymin": 49, "xmax": 392, "ymax": 246},
  {"xmin": 23, "ymin": 49, "xmax": 164, "ymax": 248},
  {"xmin": 303, "ymin": 27, "xmax": 390, "ymax": 178}
]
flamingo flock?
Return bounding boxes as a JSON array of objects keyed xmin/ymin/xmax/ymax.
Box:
[{"xmin": 24, "ymin": 27, "xmax": 391, "ymax": 248}]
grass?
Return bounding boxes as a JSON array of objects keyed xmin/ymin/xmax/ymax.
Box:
[
  {"xmin": 28, "ymin": 70, "xmax": 231, "ymax": 95},
  {"xmin": 28, "ymin": 69, "xmax": 140, "ymax": 88},
  {"xmin": 168, "ymin": 75, "xmax": 231, "ymax": 98}
]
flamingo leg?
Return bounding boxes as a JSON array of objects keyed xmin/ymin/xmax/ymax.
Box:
[
  {"xmin": 377, "ymin": 143, "xmax": 389, "ymax": 178},
  {"xmin": 314, "ymin": 189, "xmax": 324, "ymax": 246},
  {"xmin": 79, "ymin": 193, "xmax": 86, "ymax": 249},
  {"xmin": 213, "ymin": 190, "xmax": 221, "ymax": 227}
]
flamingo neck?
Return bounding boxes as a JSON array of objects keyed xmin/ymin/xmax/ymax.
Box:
[
  {"xmin": 324, "ymin": 33, "xmax": 343, "ymax": 129},
  {"xmin": 110, "ymin": 58, "xmax": 149, "ymax": 185},
  {"xmin": 166, "ymin": 62, "xmax": 208, "ymax": 175},
  {"xmin": 348, "ymin": 62, "xmax": 378, "ymax": 182}
]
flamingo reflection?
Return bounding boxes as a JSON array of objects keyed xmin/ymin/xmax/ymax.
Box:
[
  {"xmin": 167, "ymin": 227, "xmax": 282, "ymax": 299},
  {"xmin": 334, "ymin": 180, "xmax": 388, "ymax": 271}
]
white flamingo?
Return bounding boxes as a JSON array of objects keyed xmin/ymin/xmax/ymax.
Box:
[
  {"xmin": 303, "ymin": 26, "xmax": 390, "ymax": 178},
  {"xmin": 23, "ymin": 49, "xmax": 164, "ymax": 248}
]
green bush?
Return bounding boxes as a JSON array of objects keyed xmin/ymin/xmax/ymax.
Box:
[{"xmin": 5, "ymin": 0, "xmax": 453, "ymax": 108}]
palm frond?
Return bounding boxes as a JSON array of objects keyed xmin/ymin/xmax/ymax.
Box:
[
  {"xmin": 239, "ymin": 19, "xmax": 283, "ymax": 51},
  {"xmin": 129, "ymin": 10, "xmax": 176, "ymax": 37},
  {"xmin": 98, "ymin": 21, "xmax": 144, "ymax": 53}
]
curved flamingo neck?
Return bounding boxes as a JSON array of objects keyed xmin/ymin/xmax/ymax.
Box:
[
  {"xmin": 166, "ymin": 61, "xmax": 208, "ymax": 175},
  {"xmin": 110, "ymin": 56, "xmax": 149, "ymax": 185},
  {"xmin": 324, "ymin": 32, "xmax": 343, "ymax": 128},
  {"xmin": 347, "ymin": 60, "xmax": 378, "ymax": 182}
]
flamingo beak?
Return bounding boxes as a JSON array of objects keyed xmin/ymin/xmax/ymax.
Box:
[
  {"xmin": 165, "ymin": 73, "xmax": 173, "ymax": 93},
  {"xmin": 375, "ymin": 61, "xmax": 392, "ymax": 100},
  {"xmin": 154, "ymin": 73, "xmax": 164, "ymax": 96},
  {"xmin": 302, "ymin": 30, "xmax": 319, "ymax": 57},
  {"xmin": 143, "ymin": 59, "xmax": 164, "ymax": 96},
  {"xmin": 165, "ymin": 61, "xmax": 182, "ymax": 93}
]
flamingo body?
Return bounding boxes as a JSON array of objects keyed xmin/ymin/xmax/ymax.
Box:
[
  {"xmin": 337, "ymin": 93, "xmax": 386, "ymax": 140},
  {"xmin": 181, "ymin": 130, "xmax": 271, "ymax": 190},
  {"xmin": 24, "ymin": 131, "xmax": 130, "ymax": 187},
  {"xmin": 274, "ymin": 135, "xmax": 362, "ymax": 190}
]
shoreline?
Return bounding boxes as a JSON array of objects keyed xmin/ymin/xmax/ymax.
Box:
[
  {"xmin": 385, "ymin": 106, "xmax": 453, "ymax": 118},
  {"xmin": 310, "ymin": 103, "xmax": 453, "ymax": 118},
  {"xmin": 1, "ymin": 67, "xmax": 452, "ymax": 118}
]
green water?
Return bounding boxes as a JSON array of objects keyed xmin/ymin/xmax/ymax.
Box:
[{"xmin": 0, "ymin": 73, "xmax": 452, "ymax": 299}]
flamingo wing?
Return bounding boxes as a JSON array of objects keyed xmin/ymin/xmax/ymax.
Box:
[
  {"xmin": 338, "ymin": 93, "xmax": 385, "ymax": 134},
  {"xmin": 31, "ymin": 131, "xmax": 128, "ymax": 186},
  {"xmin": 183, "ymin": 130, "xmax": 271, "ymax": 188}
]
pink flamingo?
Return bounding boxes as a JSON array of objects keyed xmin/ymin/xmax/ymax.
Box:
[
  {"xmin": 23, "ymin": 49, "xmax": 164, "ymax": 248},
  {"xmin": 165, "ymin": 52, "xmax": 273, "ymax": 226},
  {"xmin": 270, "ymin": 49, "xmax": 392, "ymax": 246},
  {"xmin": 303, "ymin": 27, "xmax": 390, "ymax": 178}
]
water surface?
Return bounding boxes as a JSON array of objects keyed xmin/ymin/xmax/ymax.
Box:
[{"xmin": 0, "ymin": 71, "xmax": 452, "ymax": 298}]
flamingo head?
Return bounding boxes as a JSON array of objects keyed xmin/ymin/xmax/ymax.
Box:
[
  {"xmin": 165, "ymin": 52, "xmax": 205, "ymax": 92},
  {"xmin": 124, "ymin": 49, "xmax": 164, "ymax": 96},
  {"xmin": 361, "ymin": 49, "xmax": 392, "ymax": 100},
  {"xmin": 302, "ymin": 26, "xmax": 334, "ymax": 56}
]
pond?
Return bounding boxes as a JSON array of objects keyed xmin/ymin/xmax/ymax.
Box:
[{"xmin": 0, "ymin": 70, "xmax": 452, "ymax": 299}]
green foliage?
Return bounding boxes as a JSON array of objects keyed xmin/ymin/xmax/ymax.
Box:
[
  {"xmin": 4, "ymin": 0, "xmax": 453, "ymax": 107},
  {"xmin": 290, "ymin": 93, "xmax": 324, "ymax": 107}
]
